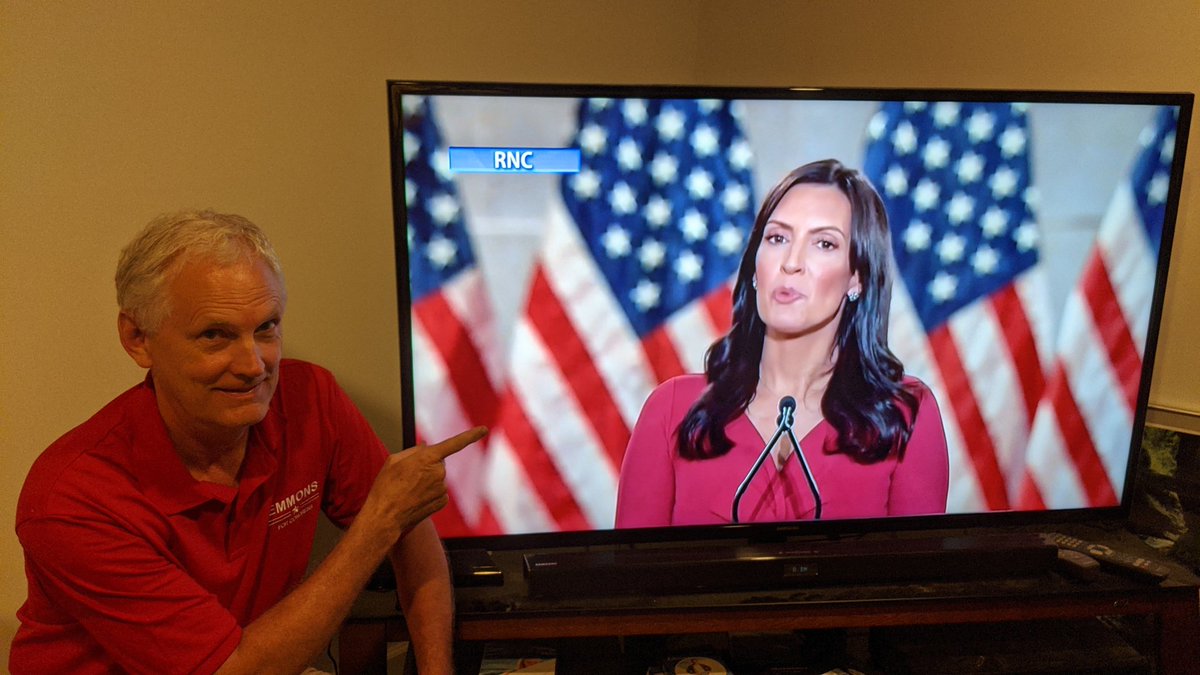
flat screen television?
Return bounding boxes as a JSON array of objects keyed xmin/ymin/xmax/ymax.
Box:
[{"xmin": 387, "ymin": 81, "xmax": 1192, "ymax": 561}]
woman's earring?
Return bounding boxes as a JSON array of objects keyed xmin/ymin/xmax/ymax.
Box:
[
  {"xmin": 752, "ymin": 276, "xmax": 757, "ymax": 289},
  {"xmin": 848, "ymin": 290, "xmax": 860, "ymax": 302}
]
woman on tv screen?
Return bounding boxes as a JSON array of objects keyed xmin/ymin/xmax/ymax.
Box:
[{"xmin": 615, "ymin": 159, "xmax": 949, "ymax": 528}]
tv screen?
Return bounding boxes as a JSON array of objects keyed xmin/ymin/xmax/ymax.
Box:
[{"xmin": 388, "ymin": 81, "xmax": 1192, "ymax": 549}]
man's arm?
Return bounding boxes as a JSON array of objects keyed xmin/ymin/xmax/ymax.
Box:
[
  {"xmin": 215, "ymin": 427, "xmax": 485, "ymax": 675},
  {"xmin": 389, "ymin": 518, "xmax": 454, "ymax": 675}
]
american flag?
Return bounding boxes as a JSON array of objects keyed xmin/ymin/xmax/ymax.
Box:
[
  {"xmin": 1017, "ymin": 106, "xmax": 1179, "ymax": 509},
  {"xmin": 481, "ymin": 98, "xmax": 757, "ymax": 532},
  {"xmin": 401, "ymin": 96, "xmax": 504, "ymax": 536},
  {"xmin": 864, "ymin": 101, "xmax": 1054, "ymax": 513}
]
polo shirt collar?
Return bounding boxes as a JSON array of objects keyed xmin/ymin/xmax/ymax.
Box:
[{"xmin": 129, "ymin": 374, "xmax": 281, "ymax": 515}]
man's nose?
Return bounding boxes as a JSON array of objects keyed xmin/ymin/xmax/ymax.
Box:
[{"xmin": 230, "ymin": 336, "xmax": 266, "ymax": 378}]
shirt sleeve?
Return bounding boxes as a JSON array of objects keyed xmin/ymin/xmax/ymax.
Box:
[
  {"xmin": 317, "ymin": 369, "xmax": 390, "ymax": 529},
  {"xmin": 886, "ymin": 381, "xmax": 950, "ymax": 515},
  {"xmin": 17, "ymin": 515, "xmax": 241, "ymax": 675},
  {"xmin": 614, "ymin": 379, "xmax": 683, "ymax": 528}
]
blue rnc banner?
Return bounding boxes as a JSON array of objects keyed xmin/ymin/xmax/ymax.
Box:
[{"xmin": 449, "ymin": 147, "xmax": 582, "ymax": 174}]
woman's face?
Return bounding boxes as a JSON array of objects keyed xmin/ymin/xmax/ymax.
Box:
[{"xmin": 754, "ymin": 184, "xmax": 861, "ymax": 339}]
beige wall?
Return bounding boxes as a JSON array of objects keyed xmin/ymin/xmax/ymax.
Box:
[{"xmin": 2, "ymin": 1, "xmax": 1196, "ymax": 668}]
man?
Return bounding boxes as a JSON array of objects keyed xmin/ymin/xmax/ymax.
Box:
[{"xmin": 11, "ymin": 210, "xmax": 485, "ymax": 674}]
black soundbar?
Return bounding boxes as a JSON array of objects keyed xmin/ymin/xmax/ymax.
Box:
[{"xmin": 523, "ymin": 533, "xmax": 1057, "ymax": 598}]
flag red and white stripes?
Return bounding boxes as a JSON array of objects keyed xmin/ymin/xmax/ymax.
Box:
[{"xmin": 1018, "ymin": 107, "xmax": 1177, "ymax": 508}]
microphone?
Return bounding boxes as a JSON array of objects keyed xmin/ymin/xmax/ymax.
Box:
[
  {"xmin": 731, "ymin": 395, "xmax": 823, "ymax": 523},
  {"xmin": 732, "ymin": 396, "xmax": 796, "ymax": 523},
  {"xmin": 776, "ymin": 395, "xmax": 796, "ymax": 429}
]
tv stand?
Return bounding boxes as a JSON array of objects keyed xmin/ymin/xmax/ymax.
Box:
[{"xmin": 340, "ymin": 526, "xmax": 1200, "ymax": 673}]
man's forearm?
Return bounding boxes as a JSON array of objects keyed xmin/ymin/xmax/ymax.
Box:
[
  {"xmin": 215, "ymin": 516, "xmax": 394, "ymax": 675},
  {"xmin": 390, "ymin": 519, "xmax": 455, "ymax": 675},
  {"xmin": 214, "ymin": 428, "xmax": 483, "ymax": 675}
]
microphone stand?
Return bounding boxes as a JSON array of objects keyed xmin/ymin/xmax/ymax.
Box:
[
  {"xmin": 731, "ymin": 396, "xmax": 823, "ymax": 523},
  {"xmin": 787, "ymin": 421, "xmax": 823, "ymax": 521}
]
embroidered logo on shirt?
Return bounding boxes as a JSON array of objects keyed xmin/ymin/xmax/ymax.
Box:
[{"xmin": 268, "ymin": 481, "xmax": 321, "ymax": 530}]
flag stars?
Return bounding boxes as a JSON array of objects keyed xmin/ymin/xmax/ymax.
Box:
[
  {"xmin": 884, "ymin": 165, "xmax": 909, "ymax": 196},
  {"xmin": 623, "ymin": 99, "xmax": 649, "ymax": 126},
  {"xmin": 571, "ymin": 168, "xmax": 602, "ymax": 199},
  {"xmin": 428, "ymin": 194, "xmax": 460, "ymax": 226},
  {"xmin": 686, "ymin": 167, "xmax": 715, "ymax": 200},
  {"xmin": 865, "ymin": 103, "xmax": 1045, "ymax": 327},
  {"xmin": 933, "ymin": 102, "xmax": 961, "ymax": 127},
  {"xmin": 722, "ymin": 183, "xmax": 751, "ymax": 213},
  {"xmin": 913, "ymin": 179, "xmax": 941, "ymax": 211},
  {"xmin": 681, "ymin": 209, "xmax": 708, "ymax": 241},
  {"xmin": 601, "ymin": 225, "xmax": 633, "ymax": 258},
  {"xmin": 892, "ymin": 120, "xmax": 918, "ymax": 155},
  {"xmin": 1014, "ymin": 221, "xmax": 1039, "ymax": 252},
  {"xmin": 928, "ymin": 271, "xmax": 958, "ymax": 303},
  {"xmin": 639, "ymin": 239, "xmax": 666, "ymax": 271},
  {"xmin": 966, "ymin": 109, "xmax": 996, "ymax": 143},
  {"xmin": 728, "ymin": 138, "xmax": 753, "ymax": 171},
  {"xmin": 1138, "ymin": 124, "xmax": 1156, "ymax": 148},
  {"xmin": 610, "ymin": 181, "xmax": 637, "ymax": 214},
  {"xmin": 980, "ymin": 206, "xmax": 1010, "ymax": 237},
  {"xmin": 644, "ymin": 196, "xmax": 672, "ymax": 228},
  {"xmin": 691, "ymin": 124, "xmax": 720, "ymax": 156},
  {"xmin": 1147, "ymin": 172, "xmax": 1170, "ymax": 205},
  {"xmin": 561, "ymin": 101, "xmax": 756, "ymax": 321},
  {"xmin": 972, "ymin": 245, "xmax": 1001, "ymax": 275},
  {"xmin": 579, "ymin": 123, "xmax": 608, "ymax": 155},
  {"xmin": 1160, "ymin": 131, "xmax": 1175, "ymax": 162},
  {"xmin": 656, "ymin": 107, "xmax": 687, "ymax": 141},
  {"xmin": 631, "ymin": 279, "xmax": 661, "ymax": 311},
  {"xmin": 903, "ymin": 221, "xmax": 933, "ymax": 251},
  {"xmin": 715, "ymin": 223, "xmax": 743, "ymax": 256},
  {"xmin": 922, "ymin": 137, "xmax": 951, "ymax": 170},
  {"xmin": 1023, "ymin": 186, "xmax": 1041, "ymax": 209},
  {"xmin": 650, "ymin": 152, "xmax": 679, "ymax": 185},
  {"xmin": 432, "ymin": 149, "xmax": 452, "ymax": 181},
  {"xmin": 989, "ymin": 166, "xmax": 1019, "ymax": 199},
  {"xmin": 403, "ymin": 129, "xmax": 420, "ymax": 163},
  {"xmin": 867, "ymin": 111, "xmax": 888, "ymax": 141},
  {"xmin": 426, "ymin": 235, "xmax": 457, "ymax": 269},
  {"xmin": 617, "ymin": 137, "xmax": 643, "ymax": 171},
  {"xmin": 935, "ymin": 233, "xmax": 967, "ymax": 264},
  {"xmin": 946, "ymin": 193, "xmax": 976, "ymax": 225},
  {"xmin": 400, "ymin": 95, "xmax": 425, "ymax": 119},
  {"xmin": 956, "ymin": 152, "xmax": 985, "ymax": 183},
  {"xmin": 998, "ymin": 126, "xmax": 1027, "ymax": 158},
  {"xmin": 675, "ymin": 250, "xmax": 704, "ymax": 283}
]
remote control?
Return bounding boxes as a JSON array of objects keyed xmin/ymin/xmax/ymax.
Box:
[
  {"xmin": 1054, "ymin": 548, "xmax": 1102, "ymax": 580},
  {"xmin": 1040, "ymin": 532, "xmax": 1170, "ymax": 582}
]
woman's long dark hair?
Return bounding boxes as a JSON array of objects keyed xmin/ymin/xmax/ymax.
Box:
[{"xmin": 676, "ymin": 159, "xmax": 918, "ymax": 463}]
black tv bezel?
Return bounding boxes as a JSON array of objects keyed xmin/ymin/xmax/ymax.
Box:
[{"xmin": 386, "ymin": 79, "xmax": 1193, "ymax": 552}]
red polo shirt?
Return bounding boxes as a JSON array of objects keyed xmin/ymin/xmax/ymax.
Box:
[{"xmin": 11, "ymin": 360, "xmax": 389, "ymax": 675}]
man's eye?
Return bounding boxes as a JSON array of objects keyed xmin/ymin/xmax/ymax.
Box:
[{"xmin": 200, "ymin": 330, "xmax": 224, "ymax": 340}]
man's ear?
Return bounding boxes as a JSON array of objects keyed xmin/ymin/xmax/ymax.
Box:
[{"xmin": 118, "ymin": 312, "xmax": 154, "ymax": 369}]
